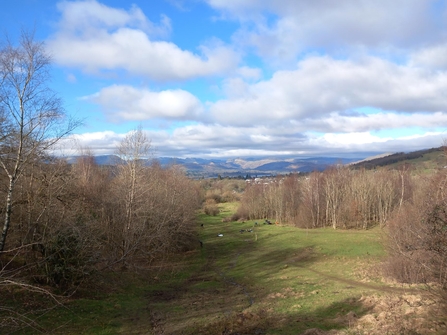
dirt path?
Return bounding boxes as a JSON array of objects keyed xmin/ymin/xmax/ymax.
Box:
[
  {"xmin": 143, "ymin": 236, "xmax": 259, "ymax": 334},
  {"xmin": 217, "ymin": 251, "xmax": 254, "ymax": 307}
]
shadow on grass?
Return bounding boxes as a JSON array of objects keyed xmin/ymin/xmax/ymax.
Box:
[
  {"xmin": 166, "ymin": 294, "xmax": 374, "ymax": 335},
  {"xmin": 159, "ymin": 219, "xmax": 390, "ymax": 334}
]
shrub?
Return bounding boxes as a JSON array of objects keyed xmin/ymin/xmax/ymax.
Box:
[
  {"xmin": 231, "ymin": 206, "xmax": 249, "ymax": 221},
  {"xmin": 205, "ymin": 192, "xmax": 222, "ymax": 204},
  {"xmin": 221, "ymin": 190, "xmax": 240, "ymax": 203},
  {"xmin": 383, "ymin": 253, "xmax": 431, "ymax": 284},
  {"xmin": 204, "ymin": 204, "xmax": 220, "ymax": 216},
  {"xmin": 205, "ymin": 198, "xmax": 217, "ymax": 205},
  {"xmin": 41, "ymin": 227, "xmax": 93, "ymax": 290}
]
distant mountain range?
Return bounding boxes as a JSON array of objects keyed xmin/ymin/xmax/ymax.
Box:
[
  {"xmin": 63, "ymin": 146, "xmax": 447, "ymax": 177},
  {"xmin": 64, "ymin": 154, "xmax": 363, "ymax": 178}
]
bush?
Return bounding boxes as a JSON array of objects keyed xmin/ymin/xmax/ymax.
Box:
[
  {"xmin": 383, "ymin": 253, "xmax": 431, "ymax": 284},
  {"xmin": 203, "ymin": 204, "xmax": 220, "ymax": 216},
  {"xmin": 205, "ymin": 192, "xmax": 222, "ymax": 204},
  {"xmin": 221, "ymin": 190, "xmax": 240, "ymax": 203},
  {"xmin": 231, "ymin": 206, "xmax": 249, "ymax": 221},
  {"xmin": 41, "ymin": 227, "xmax": 93, "ymax": 290}
]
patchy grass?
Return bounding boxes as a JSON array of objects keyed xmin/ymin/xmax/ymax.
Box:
[
  {"xmin": 191, "ymin": 207, "xmax": 389, "ymax": 334},
  {"xmin": 2, "ymin": 202, "xmax": 444, "ymax": 334}
]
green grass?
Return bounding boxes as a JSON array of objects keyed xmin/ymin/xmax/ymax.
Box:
[
  {"xmin": 186, "ymin": 203, "xmax": 390, "ymax": 334},
  {"xmin": 3, "ymin": 202, "xmax": 397, "ymax": 334}
]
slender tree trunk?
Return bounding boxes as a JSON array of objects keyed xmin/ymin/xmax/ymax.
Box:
[
  {"xmin": 399, "ymin": 172, "xmax": 404, "ymax": 211},
  {"xmin": 0, "ymin": 177, "xmax": 15, "ymax": 252}
]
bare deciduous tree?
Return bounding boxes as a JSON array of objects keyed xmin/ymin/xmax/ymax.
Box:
[
  {"xmin": 0, "ymin": 31, "xmax": 77, "ymax": 252},
  {"xmin": 386, "ymin": 169, "xmax": 447, "ymax": 301},
  {"xmin": 112, "ymin": 126, "xmax": 152, "ymax": 262},
  {"xmin": 301, "ymin": 172, "xmax": 324, "ymax": 228}
]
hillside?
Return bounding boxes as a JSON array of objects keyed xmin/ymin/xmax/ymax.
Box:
[{"xmin": 352, "ymin": 146, "xmax": 446, "ymax": 171}]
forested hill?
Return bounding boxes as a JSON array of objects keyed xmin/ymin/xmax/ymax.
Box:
[{"xmin": 351, "ymin": 146, "xmax": 446, "ymax": 170}]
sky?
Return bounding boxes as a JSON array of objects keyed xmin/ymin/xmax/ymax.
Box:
[{"xmin": 2, "ymin": 0, "xmax": 447, "ymax": 159}]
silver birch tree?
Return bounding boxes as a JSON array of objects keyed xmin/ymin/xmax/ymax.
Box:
[{"xmin": 0, "ymin": 31, "xmax": 76, "ymax": 252}]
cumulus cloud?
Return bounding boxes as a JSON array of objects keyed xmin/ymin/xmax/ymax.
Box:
[
  {"xmin": 59, "ymin": 124, "xmax": 305, "ymax": 157},
  {"xmin": 47, "ymin": 0, "xmax": 239, "ymax": 80},
  {"xmin": 303, "ymin": 112, "xmax": 447, "ymax": 133},
  {"xmin": 307, "ymin": 131, "xmax": 445, "ymax": 155},
  {"xmin": 210, "ymin": 56, "xmax": 447, "ymax": 127},
  {"xmin": 49, "ymin": 1, "xmax": 447, "ymax": 158},
  {"xmin": 55, "ymin": 0, "xmax": 169, "ymax": 36},
  {"xmin": 207, "ymin": 0, "xmax": 443, "ymax": 61},
  {"xmin": 82, "ymin": 85, "xmax": 204, "ymax": 122},
  {"xmin": 410, "ymin": 43, "xmax": 447, "ymax": 70},
  {"xmin": 237, "ymin": 66, "xmax": 262, "ymax": 80},
  {"xmin": 56, "ymin": 130, "xmax": 126, "ymax": 156},
  {"xmin": 57, "ymin": 124, "xmax": 445, "ymax": 159}
]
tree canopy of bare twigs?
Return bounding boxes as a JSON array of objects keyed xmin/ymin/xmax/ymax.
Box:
[
  {"xmin": 386, "ymin": 169, "xmax": 447, "ymax": 301},
  {"xmin": 0, "ymin": 30, "xmax": 78, "ymax": 252}
]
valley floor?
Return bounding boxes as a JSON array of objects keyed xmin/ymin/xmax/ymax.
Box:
[{"xmin": 3, "ymin": 203, "xmax": 446, "ymax": 334}]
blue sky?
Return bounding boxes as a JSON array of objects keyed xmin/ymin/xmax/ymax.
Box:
[{"xmin": 2, "ymin": 0, "xmax": 447, "ymax": 158}]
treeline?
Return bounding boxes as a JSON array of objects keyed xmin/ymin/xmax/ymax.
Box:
[{"xmin": 236, "ymin": 167, "xmax": 409, "ymax": 229}]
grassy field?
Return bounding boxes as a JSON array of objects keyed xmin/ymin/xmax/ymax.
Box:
[{"xmin": 4, "ymin": 202, "xmax": 444, "ymax": 334}]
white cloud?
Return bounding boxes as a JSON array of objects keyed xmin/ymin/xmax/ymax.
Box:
[
  {"xmin": 304, "ymin": 112, "xmax": 447, "ymax": 133},
  {"xmin": 220, "ymin": 77, "xmax": 251, "ymax": 98},
  {"xmin": 410, "ymin": 44, "xmax": 447, "ymax": 70},
  {"xmin": 55, "ymin": 0, "xmax": 167, "ymax": 36},
  {"xmin": 237, "ymin": 66, "xmax": 262, "ymax": 80},
  {"xmin": 60, "ymin": 124, "xmax": 445, "ymax": 158},
  {"xmin": 308, "ymin": 131, "xmax": 444, "ymax": 154},
  {"xmin": 207, "ymin": 0, "xmax": 443, "ymax": 62},
  {"xmin": 321, "ymin": 132, "xmax": 391, "ymax": 146},
  {"xmin": 83, "ymin": 85, "xmax": 204, "ymax": 122},
  {"xmin": 56, "ymin": 130, "xmax": 126, "ymax": 156},
  {"xmin": 210, "ymin": 56, "xmax": 447, "ymax": 127},
  {"xmin": 47, "ymin": 0, "xmax": 239, "ymax": 80},
  {"xmin": 49, "ymin": 0, "xmax": 447, "ymax": 159}
]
